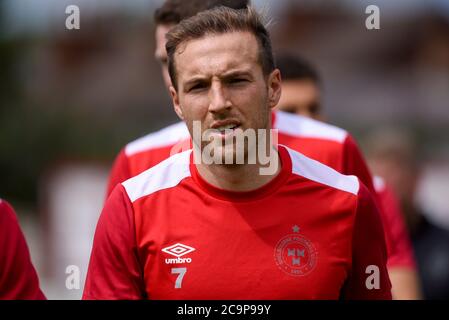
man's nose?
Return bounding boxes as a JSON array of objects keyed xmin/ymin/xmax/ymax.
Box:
[{"xmin": 208, "ymin": 81, "xmax": 231, "ymax": 114}]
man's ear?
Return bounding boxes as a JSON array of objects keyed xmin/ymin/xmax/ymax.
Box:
[
  {"xmin": 170, "ymin": 85, "xmax": 184, "ymax": 120},
  {"xmin": 267, "ymin": 69, "xmax": 282, "ymax": 109}
]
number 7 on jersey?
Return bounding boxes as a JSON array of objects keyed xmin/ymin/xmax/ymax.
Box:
[{"xmin": 171, "ymin": 267, "xmax": 187, "ymax": 289}]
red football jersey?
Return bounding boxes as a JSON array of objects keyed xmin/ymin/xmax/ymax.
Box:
[
  {"xmin": 105, "ymin": 111, "xmax": 415, "ymax": 270},
  {"xmin": 373, "ymin": 176, "xmax": 416, "ymax": 269},
  {"xmin": 106, "ymin": 121, "xmax": 191, "ymax": 196},
  {"xmin": 0, "ymin": 200, "xmax": 46, "ymax": 300},
  {"xmin": 84, "ymin": 146, "xmax": 391, "ymax": 299}
]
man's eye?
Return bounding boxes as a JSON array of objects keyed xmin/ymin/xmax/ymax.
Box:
[
  {"xmin": 283, "ymin": 106, "xmax": 297, "ymax": 114},
  {"xmin": 188, "ymin": 83, "xmax": 207, "ymax": 92},
  {"xmin": 229, "ymin": 78, "xmax": 247, "ymax": 84},
  {"xmin": 158, "ymin": 58, "xmax": 168, "ymax": 66},
  {"xmin": 309, "ymin": 103, "xmax": 320, "ymax": 115}
]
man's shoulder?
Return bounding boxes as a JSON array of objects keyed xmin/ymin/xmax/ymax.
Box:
[
  {"xmin": 0, "ymin": 199, "xmax": 6, "ymax": 217},
  {"xmin": 0, "ymin": 199, "xmax": 12, "ymax": 215},
  {"xmin": 284, "ymin": 145, "xmax": 360, "ymax": 196},
  {"xmin": 274, "ymin": 111, "xmax": 348, "ymax": 144},
  {"xmin": 124, "ymin": 121, "xmax": 190, "ymax": 157},
  {"xmin": 121, "ymin": 149, "xmax": 192, "ymax": 203},
  {"xmin": 0, "ymin": 199, "xmax": 18, "ymax": 231}
]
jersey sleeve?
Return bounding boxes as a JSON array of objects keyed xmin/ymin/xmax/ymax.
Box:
[
  {"xmin": 377, "ymin": 184, "xmax": 416, "ymax": 269},
  {"xmin": 83, "ymin": 185, "xmax": 146, "ymax": 300},
  {"xmin": 341, "ymin": 135, "xmax": 416, "ymax": 270},
  {"xmin": 342, "ymin": 184, "xmax": 392, "ymax": 300},
  {"xmin": 0, "ymin": 201, "xmax": 46, "ymax": 300},
  {"xmin": 342, "ymin": 135, "xmax": 376, "ymax": 194},
  {"xmin": 106, "ymin": 148, "xmax": 132, "ymax": 198}
]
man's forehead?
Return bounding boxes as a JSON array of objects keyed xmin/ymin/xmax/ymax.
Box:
[
  {"xmin": 176, "ymin": 32, "xmax": 260, "ymax": 78},
  {"xmin": 156, "ymin": 23, "xmax": 175, "ymax": 37},
  {"xmin": 155, "ymin": 23, "xmax": 175, "ymax": 58}
]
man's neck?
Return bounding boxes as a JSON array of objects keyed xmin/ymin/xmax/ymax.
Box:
[{"xmin": 195, "ymin": 147, "xmax": 281, "ymax": 192}]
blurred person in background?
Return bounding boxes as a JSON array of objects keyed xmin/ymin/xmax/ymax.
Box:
[
  {"xmin": 0, "ymin": 199, "xmax": 46, "ymax": 299},
  {"xmin": 275, "ymin": 53, "xmax": 422, "ymax": 299},
  {"xmin": 275, "ymin": 54, "xmax": 323, "ymax": 121},
  {"xmin": 366, "ymin": 128, "xmax": 449, "ymax": 300}
]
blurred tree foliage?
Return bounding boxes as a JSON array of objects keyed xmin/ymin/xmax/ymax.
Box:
[
  {"xmin": 0, "ymin": 2, "xmax": 141, "ymax": 207},
  {"xmin": 0, "ymin": 102, "xmax": 118, "ymax": 205},
  {"xmin": 0, "ymin": 31, "xmax": 121, "ymax": 206}
]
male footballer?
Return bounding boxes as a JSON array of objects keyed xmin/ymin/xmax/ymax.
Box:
[
  {"xmin": 103, "ymin": 0, "xmax": 414, "ymax": 300},
  {"xmin": 0, "ymin": 199, "xmax": 46, "ymax": 299},
  {"xmin": 84, "ymin": 7, "xmax": 391, "ymax": 299}
]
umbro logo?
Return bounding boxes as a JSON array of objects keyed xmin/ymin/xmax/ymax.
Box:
[
  {"xmin": 162, "ymin": 243, "xmax": 195, "ymax": 257},
  {"xmin": 162, "ymin": 243, "xmax": 195, "ymax": 264}
]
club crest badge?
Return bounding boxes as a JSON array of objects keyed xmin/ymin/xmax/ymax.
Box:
[{"xmin": 274, "ymin": 225, "xmax": 317, "ymax": 277}]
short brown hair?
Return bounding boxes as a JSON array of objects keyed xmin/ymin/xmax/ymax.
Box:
[
  {"xmin": 276, "ymin": 54, "xmax": 321, "ymax": 85},
  {"xmin": 154, "ymin": 0, "xmax": 251, "ymax": 26},
  {"xmin": 166, "ymin": 6, "xmax": 275, "ymax": 89}
]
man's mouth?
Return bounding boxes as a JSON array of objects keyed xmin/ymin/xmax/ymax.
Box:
[
  {"xmin": 210, "ymin": 121, "xmax": 242, "ymax": 136},
  {"xmin": 215, "ymin": 124, "xmax": 240, "ymax": 133}
]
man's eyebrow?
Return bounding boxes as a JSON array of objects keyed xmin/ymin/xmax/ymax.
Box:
[
  {"xmin": 220, "ymin": 69, "xmax": 253, "ymax": 79},
  {"xmin": 183, "ymin": 76, "xmax": 209, "ymax": 87},
  {"xmin": 182, "ymin": 68, "xmax": 253, "ymax": 87}
]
